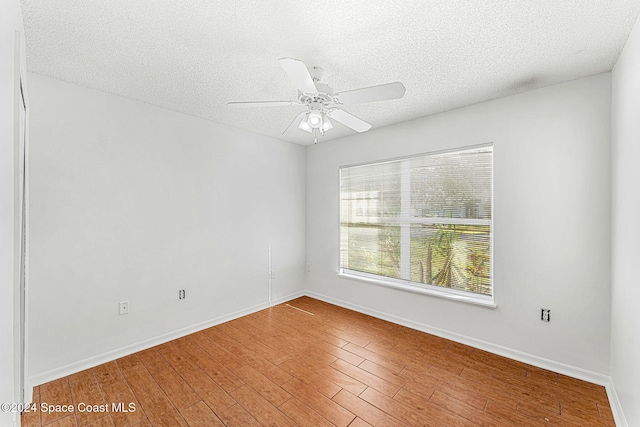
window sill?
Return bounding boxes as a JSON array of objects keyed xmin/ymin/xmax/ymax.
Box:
[{"xmin": 337, "ymin": 272, "xmax": 497, "ymax": 309}]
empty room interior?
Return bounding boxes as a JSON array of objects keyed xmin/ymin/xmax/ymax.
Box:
[{"xmin": 2, "ymin": 0, "xmax": 640, "ymax": 426}]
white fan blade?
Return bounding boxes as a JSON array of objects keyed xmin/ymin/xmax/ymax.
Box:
[
  {"xmin": 327, "ymin": 109, "xmax": 372, "ymax": 132},
  {"xmin": 335, "ymin": 82, "xmax": 406, "ymax": 105},
  {"xmin": 283, "ymin": 111, "xmax": 309, "ymax": 135},
  {"xmin": 278, "ymin": 58, "xmax": 318, "ymax": 95},
  {"xmin": 227, "ymin": 101, "xmax": 301, "ymax": 108}
]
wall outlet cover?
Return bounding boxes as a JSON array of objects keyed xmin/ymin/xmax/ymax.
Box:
[
  {"xmin": 119, "ymin": 301, "xmax": 129, "ymax": 315},
  {"xmin": 541, "ymin": 308, "xmax": 551, "ymax": 322}
]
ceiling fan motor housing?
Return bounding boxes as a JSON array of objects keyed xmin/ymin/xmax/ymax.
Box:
[{"xmin": 298, "ymin": 82, "xmax": 334, "ymax": 106}]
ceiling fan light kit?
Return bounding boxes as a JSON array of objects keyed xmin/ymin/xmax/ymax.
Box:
[
  {"xmin": 227, "ymin": 58, "xmax": 406, "ymax": 144},
  {"xmin": 307, "ymin": 103, "xmax": 323, "ymax": 128},
  {"xmin": 298, "ymin": 117, "xmax": 313, "ymax": 133}
]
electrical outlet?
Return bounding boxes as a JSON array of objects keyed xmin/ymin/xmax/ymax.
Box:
[
  {"xmin": 541, "ymin": 308, "xmax": 551, "ymax": 322},
  {"xmin": 306, "ymin": 264, "xmax": 311, "ymax": 272},
  {"xmin": 119, "ymin": 301, "xmax": 129, "ymax": 315},
  {"xmin": 178, "ymin": 289, "xmax": 186, "ymax": 300}
]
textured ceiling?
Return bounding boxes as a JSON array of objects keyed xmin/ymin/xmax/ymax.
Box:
[{"xmin": 21, "ymin": 0, "xmax": 640, "ymax": 146}]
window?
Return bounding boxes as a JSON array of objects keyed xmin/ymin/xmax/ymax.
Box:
[{"xmin": 339, "ymin": 144, "xmax": 493, "ymax": 304}]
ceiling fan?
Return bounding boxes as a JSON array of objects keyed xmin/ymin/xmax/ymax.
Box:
[{"xmin": 227, "ymin": 58, "xmax": 406, "ymax": 143}]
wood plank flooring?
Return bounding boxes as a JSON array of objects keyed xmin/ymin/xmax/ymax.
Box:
[{"xmin": 21, "ymin": 297, "xmax": 615, "ymax": 426}]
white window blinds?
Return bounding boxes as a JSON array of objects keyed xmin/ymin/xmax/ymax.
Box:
[{"xmin": 340, "ymin": 145, "xmax": 493, "ymax": 297}]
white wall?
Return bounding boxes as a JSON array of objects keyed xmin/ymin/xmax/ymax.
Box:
[
  {"xmin": 1, "ymin": 0, "xmax": 27, "ymax": 424},
  {"xmin": 306, "ymin": 74, "xmax": 612, "ymax": 377},
  {"xmin": 27, "ymin": 74, "xmax": 306, "ymax": 382},
  {"xmin": 611, "ymin": 14, "xmax": 640, "ymax": 427}
]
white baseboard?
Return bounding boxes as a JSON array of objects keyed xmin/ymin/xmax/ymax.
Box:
[
  {"xmin": 305, "ymin": 291, "xmax": 610, "ymax": 387},
  {"xmin": 28, "ymin": 291, "xmax": 304, "ymax": 388},
  {"xmin": 606, "ymin": 379, "xmax": 628, "ymax": 427},
  {"xmin": 24, "ymin": 383, "xmax": 33, "ymax": 405},
  {"xmin": 28, "ymin": 289, "xmax": 624, "ymax": 424}
]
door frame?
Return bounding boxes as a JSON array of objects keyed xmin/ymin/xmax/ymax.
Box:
[{"xmin": 14, "ymin": 29, "xmax": 30, "ymax": 405}]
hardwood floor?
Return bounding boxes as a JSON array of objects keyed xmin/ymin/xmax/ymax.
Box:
[{"xmin": 21, "ymin": 297, "xmax": 615, "ymax": 427}]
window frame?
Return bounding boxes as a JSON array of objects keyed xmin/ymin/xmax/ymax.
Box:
[{"xmin": 337, "ymin": 143, "xmax": 495, "ymax": 308}]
